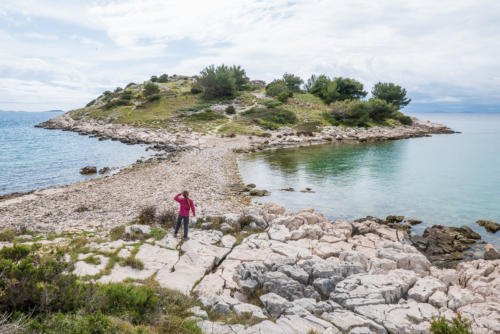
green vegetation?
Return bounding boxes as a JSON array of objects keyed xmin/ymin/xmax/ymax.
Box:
[
  {"xmin": 372, "ymin": 82, "xmax": 411, "ymax": 108},
  {"xmin": 0, "ymin": 244, "xmax": 202, "ymax": 333},
  {"xmin": 0, "ymin": 229, "xmax": 15, "ymax": 242},
  {"xmin": 150, "ymin": 227, "xmax": 167, "ymax": 240},
  {"xmin": 430, "ymin": 315, "xmax": 472, "ymax": 334},
  {"xmin": 68, "ymin": 64, "xmax": 415, "ymax": 135},
  {"xmin": 196, "ymin": 64, "xmax": 249, "ymax": 98}
]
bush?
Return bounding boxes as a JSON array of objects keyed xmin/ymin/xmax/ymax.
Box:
[
  {"xmin": 189, "ymin": 110, "xmax": 225, "ymax": 121},
  {"xmin": 262, "ymin": 99, "xmax": 282, "ymax": 108},
  {"xmin": 33, "ymin": 311, "xmax": 119, "ymax": 334},
  {"xmin": 265, "ymin": 79, "xmax": 288, "ymax": 97},
  {"xmin": 277, "ymin": 91, "xmax": 292, "ymax": 103},
  {"xmin": 225, "ymin": 105, "xmax": 236, "ymax": 114},
  {"xmin": 430, "ymin": 315, "xmax": 472, "ymax": 334},
  {"xmin": 372, "ymin": 82, "xmax": 411, "ymax": 109},
  {"xmin": 190, "ymin": 82, "xmax": 203, "ymax": 94},
  {"xmin": 158, "ymin": 74, "xmax": 169, "ymax": 83},
  {"xmin": 138, "ymin": 206, "xmax": 156, "ymax": 224},
  {"xmin": 309, "ymin": 75, "xmax": 367, "ymax": 103},
  {"xmin": 109, "ymin": 225, "xmax": 125, "ymax": 241},
  {"xmin": 0, "ymin": 229, "xmax": 15, "ymax": 242},
  {"xmin": 394, "ymin": 112, "xmax": 413, "ymax": 125},
  {"xmin": 368, "ymin": 98, "xmax": 397, "ymax": 121},
  {"xmin": 242, "ymin": 107, "xmax": 298, "ymax": 130},
  {"xmin": 329, "ymin": 100, "xmax": 371, "ymax": 126},
  {"xmin": 157, "ymin": 209, "xmax": 177, "ymax": 228},
  {"xmin": 143, "ymin": 82, "xmax": 160, "ymax": 97},
  {"xmin": 150, "ymin": 75, "xmax": 158, "ymax": 82},
  {"xmin": 196, "ymin": 64, "xmax": 248, "ymax": 98}
]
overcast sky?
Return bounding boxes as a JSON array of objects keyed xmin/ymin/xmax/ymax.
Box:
[{"xmin": 1, "ymin": 0, "xmax": 499, "ymax": 111}]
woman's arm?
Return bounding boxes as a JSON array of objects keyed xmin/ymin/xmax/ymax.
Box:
[
  {"xmin": 174, "ymin": 193, "xmax": 182, "ymax": 202},
  {"xmin": 190, "ymin": 199, "xmax": 196, "ymax": 216}
]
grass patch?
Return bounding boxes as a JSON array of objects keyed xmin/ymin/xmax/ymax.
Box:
[
  {"xmin": 241, "ymin": 107, "xmax": 298, "ymax": 130},
  {"xmin": 188, "ymin": 110, "xmax": 226, "ymax": 121},
  {"xmin": 83, "ymin": 255, "xmax": 101, "ymax": 265},
  {"xmin": 150, "ymin": 227, "xmax": 167, "ymax": 240},
  {"xmin": 0, "ymin": 229, "xmax": 15, "ymax": 242},
  {"xmin": 109, "ymin": 225, "xmax": 126, "ymax": 241}
]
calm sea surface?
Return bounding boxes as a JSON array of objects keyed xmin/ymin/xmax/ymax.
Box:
[
  {"xmin": 0, "ymin": 111, "xmax": 154, "ymax": 196},
  {"xmin": 239, "ymin": 113, "xmax": 500, "ymax": 247}
]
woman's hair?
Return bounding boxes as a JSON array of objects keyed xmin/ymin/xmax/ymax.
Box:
[{"xmin": 182, "ymin": 191, "xmax": 191, "ymax": 209}]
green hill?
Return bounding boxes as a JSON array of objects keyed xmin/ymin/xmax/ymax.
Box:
[{"xmin": 68, "ymin": 66, "xmax": 414, "ymax": 136}]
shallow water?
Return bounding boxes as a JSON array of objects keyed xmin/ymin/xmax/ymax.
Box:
[
  {"xmin": 239, "ymin": 113, "xmax": 500, "ymax": 247},
  {"xmin": 0, "ymin": 111, "xmax": 154, "ymax": 195}
]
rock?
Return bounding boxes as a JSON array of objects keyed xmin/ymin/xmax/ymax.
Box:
[
  {"xmin": 277, "ymin": 265, "xmax": 309, "ymax": 285},
  {"xmin": 484, "ymin": 243, "xmax": 500, "ymax": 260},
  {"xmin": 321, "ymin": 309, "xmax": 386, "ymax": 334},
  {"xmin": 386, "ymin": 215, "xmax": 404, "ymax": 223},
  {"xmin": 125, "ymin": 224, "xmax": 151, "ymax": 237},
  {"xmin": 406, "ymin": 219, "xmax": 423, "ymax": 225},
  {"xmin": 410, "ymin": 224, "xmax": 482, "ymax": 268},
  {"xmin": 280, "ymin": 187, "xmax": 295, "ymax": 192},
  {"xmin": 80, "ymin": 166, "xmax": 97, "ymax": 174},
  {"xmin": 259, "ymin": 293, "xmax": 291, "ymax": 318},
  {"xmin": 188, "ymin": 306, "xmax": 208, "ymax": 319},
  {"xmin": 233, "ymin": 303, "xmax": 267, "ymax": 320},
  {"xmin": 98, "ymin": 167, "xmax": 110, "ymax": 174},
  {"xmin": 246, "ymin": 183, "xmax": 256, "ymax": 189},
  {"xmin": 73, "ymin": 255, "xmax": 108, "ymax": 276},
  {"xmin": 407, "ymin": 276, "xmax": 447, "ymax": 302},
  {"xmin": 239, "ymin": 279, "xmax": 258, "ymax": 295},
  {"xmin": 220, "ymin": 223, "xmax": 232, "ymax": 233},
  {"xmin": 429, "ymin": 290, "xmax": 448, "ymax": 308},
  {"xmin": 477, "ymin": 220, "xmax": 500, "ymax": 233},
  {"xmin": 447, "ymin": 285, "xmax": 484, "ymax": 310},
  {"xmin": 249, "ymin": 189, "xmax": 269, "ymax": 196},
  {"xmin": 212, "ymin": 302, "xmax": 231, "ymax": 315}
]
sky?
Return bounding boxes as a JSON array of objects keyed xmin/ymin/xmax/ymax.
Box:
[{"xmin": 1, "ymin": 0, "xmax": 499, "ymax": 112}]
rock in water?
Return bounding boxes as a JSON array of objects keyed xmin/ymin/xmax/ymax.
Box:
[
  {"xmin": 476, "ymin": 220, "xmax": 500, "ymax": 233},
  {"xmin": 484, "ymin": 243, "xmax": 500, "ymax": 260},
  {"xmin": 98, "ymin": 167, "xmax": 110, "ymax": 174},
  {"xmin": 80, "ymin": 166, "xmax": 97, "ymax": 174}
]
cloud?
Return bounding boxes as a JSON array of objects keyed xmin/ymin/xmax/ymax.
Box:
[{"xmin": 1, "ymin": 0, "xmax": 499, "ymax": 111}]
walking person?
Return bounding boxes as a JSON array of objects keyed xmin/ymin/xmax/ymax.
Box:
[{"xmin": 174, "ymin": 191, "xmax": 195, "ymax": 239}]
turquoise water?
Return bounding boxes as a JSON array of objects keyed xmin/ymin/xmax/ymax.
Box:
[
  {"xmin": 0, "ymin": 111, "xmax": 154, "ymax": 196},
  {"xmin": 239, "ymin": 113, "xmax": 500, "ymax": 247}
]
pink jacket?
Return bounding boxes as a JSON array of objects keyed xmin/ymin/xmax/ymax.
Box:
[{"xmin": 174, "ymin": 193, "xmax": 195, "ymax": 216}]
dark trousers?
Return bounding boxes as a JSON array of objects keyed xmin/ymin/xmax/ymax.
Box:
[{"xmin": 174, "ymin": 214, "xmax": 189, "ymax": 237}]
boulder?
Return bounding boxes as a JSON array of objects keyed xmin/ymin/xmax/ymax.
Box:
[
  {"xmin": 407, "ymin": 276, "xmax": 447, "ymax": 302},
  {"xmin": 80, "ymin": 166, "xmax": 97, "ymax": 174},
  {"xmin": 447, "ymin": 285, "xmax": 484, "ymax": 310},
  {"xmin": 125, "ymin": 224, "xmax": 151, "ymax": 237},
  {"xmin": 260, "ymin": 293, "xmax": 291, "ymax": 318},
  {"xmin": 249, "ymin": 189, "xmax": 269, "ymax": 196},
  {"xmin": 233, "ymin": 303, "xmax": 267, "ymax": 320},
  {"xmin": 484, "ymin": 243, "xmax": 500, "ymax": 260},
  {"xmin": 476, "ymin": 220, "xmax": 500, "ymax": 233}
]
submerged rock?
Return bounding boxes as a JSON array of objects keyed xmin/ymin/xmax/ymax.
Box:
[
  {"xmin": 476, "ymin": 220, "xmax": 500, "ymax": 233},
  {"xmin": 80, "ymin": 166, "xmax": 97, "ymax": 174},
  {"xmin": 484, "ymin": 243, "xmax": 500, "ymax": 260}
]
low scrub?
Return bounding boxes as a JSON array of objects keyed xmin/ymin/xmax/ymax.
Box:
[
  {"xmin": 242, "ymin": 107, "xmax": 298, "ymax": 130},
  {"xmin": 189, "ymin": 110, "xmax": 226, "ymax": 121},
  {"xmin": 138, "ymin": 206, "xmax": 156, "ymax": 224},
  {"xmin": 430, "ymin": 315, "xmax": 472, "ymax": 334},
  {"xmin": 0, "ymin": 244, "xmax": 202, "ymax": 333},
  {"xmin": 157, "ymin": 208, "xmax": 177, "ymax": 228},
  {"xmin": 0, "ymin": 229, "xmax": 15, "ymax": 242}
]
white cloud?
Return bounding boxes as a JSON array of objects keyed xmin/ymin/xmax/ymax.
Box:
[{"xmin": 1, "ymin": 0, "xmax": 500, "ymax": 110}]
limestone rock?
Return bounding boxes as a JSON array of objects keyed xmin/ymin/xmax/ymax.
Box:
[
  {"xmin": 260, "ymin": 293, "xmax": 291, "ymax": 318},
  {"xmin": 484, "ymin": 243, "xmax": 500, "ymax": 260},
  {"xmin": 407, "ymin": 276, "xmax": 447, "ymax": 302}
]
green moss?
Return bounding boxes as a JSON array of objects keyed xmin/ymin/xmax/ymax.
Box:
[{"xmin": 150, "ymin": 228, "xmax": 167, "ymax": 240}]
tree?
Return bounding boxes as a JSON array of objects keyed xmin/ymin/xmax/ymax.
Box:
[
  {"xmin": 150, "ymin": 75, "xmax": 158, "ymax": 82},
  {"xmin": 265, "ymin": 79, "xmax": 289, "ymax": 97},
  {"xmin": 372, "ymin": 82, "xmax": 411, "ymax": 109},
  {"xmin": 197, "ymin": 65, "xmax": 236, "ymax": 98},
  {"xmin": 158, "ymin": 74, "xmax": 169, "ymax": 83},
  {"xmin": 304, "ymin": 75, "xmax": 317, "ymax": 92},
  {"xmin": 282, "ymin": 73, "xmax": 303, "ymax": 92},
  {"xmin": 143, "ymin": 82, "xmax": 160, "ymax": 97},
  {"xmin": 229, "ymin": 65, "xmax": 249, "ymax": 90},
  {"xmin": 332, "ymin": 77, "xmax": 367, "ymax": 100},
  {"xmin": 309, "ymin": 75, "xmax": 330, "ymax": 99}
]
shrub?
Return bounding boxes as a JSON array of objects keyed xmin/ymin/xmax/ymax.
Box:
[
  {"xmin": 138, "ymin": 206, "xmax": 156, "ymax": 224},
  {"xmin": 158, "ymin": 74, "xmax": 169, "ymax": 83},
  {"xmin": 190, "ymin": 82, "xmax": 203, "ymax": 94},
  {"xmin": 150, "ymin": 75, "xmax": 158, "ymax": 82},
  {"xmin": 157, "ymin": 209, "xmax": 178, "ymax": 228},
  {"xmin": 126, "ymin": 82, "xmax": 136, "ymax": 88},
  {"xmin": 310, "ymin": 75, "xmax": 367, "ymax": 103},
  {"xmin": 265, "ymin": 79, "xmax": 288, "ymax": 97},
  {"xmin": 229, "ymin": 65, "xmax": 249, "ymax": 90},
  {"xmin": 109, "ymin": 225, "xmax": 125, "ymax": 241},
  {"xmin": 0, "ymin": 244, "xmax": 88, "ymax": 314},
  {"xmin": 189, "ymin": 110, "xmax": 225, "ymax": 121},
  {"xmin": 430, "ymin": 315, "xmax": 472, "ymax": 334},
  {"xmin": 85, "ymin": 99, "xmax": 96, "ymax": 107},
  {"xmin": 262, "ymin": 99, "xmax": 282, "ymax": 108},
  {"xmin": 0, "ymin": 229, "xmax": 15, "ymax": 242},
  {"xmin": 277, "ymin": 91, "xmax": 292, "ymax": 103},
  {"xmin": 225, "ymin": 105, "xmax": 236, "ymax": 114},
  {"xmin": 395, "ymin": 113, "xmax": 413, "ymax": 125},
  {"xmin": 329, "ymin": 100, "xmax": 371, "ymax": 126},
  {"xmin": 242, "ymin": 107, "xmax": 298, "ymax": 130},
  {"xmin": 368, "ymin": 98, "xmax": 397, "ymax": 121},
  {"xmin": 372, "ymin": 82, "xmax": 411, "ymax": 109},
  {"xmin": 143, "ymin": 82, "xmax": 160, "ymax": 97}
]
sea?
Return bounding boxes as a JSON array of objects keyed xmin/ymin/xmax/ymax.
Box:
[
  {"xmin": 0, "ymin": 111, "xmax": 154, "ymax": 196},
  {"xmin": 239, "ymin": 112, "xmax": 500, "ymax": 247}
]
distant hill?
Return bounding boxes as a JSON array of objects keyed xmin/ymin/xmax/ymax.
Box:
[{"xmin": 0, "ymin": 109, "xmax": 64, "ymax": 113}]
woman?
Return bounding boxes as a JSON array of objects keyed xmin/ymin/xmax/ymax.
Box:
[{"xmin": 174, "ymin": 191, "xmax": 195, "ymax": 239}]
